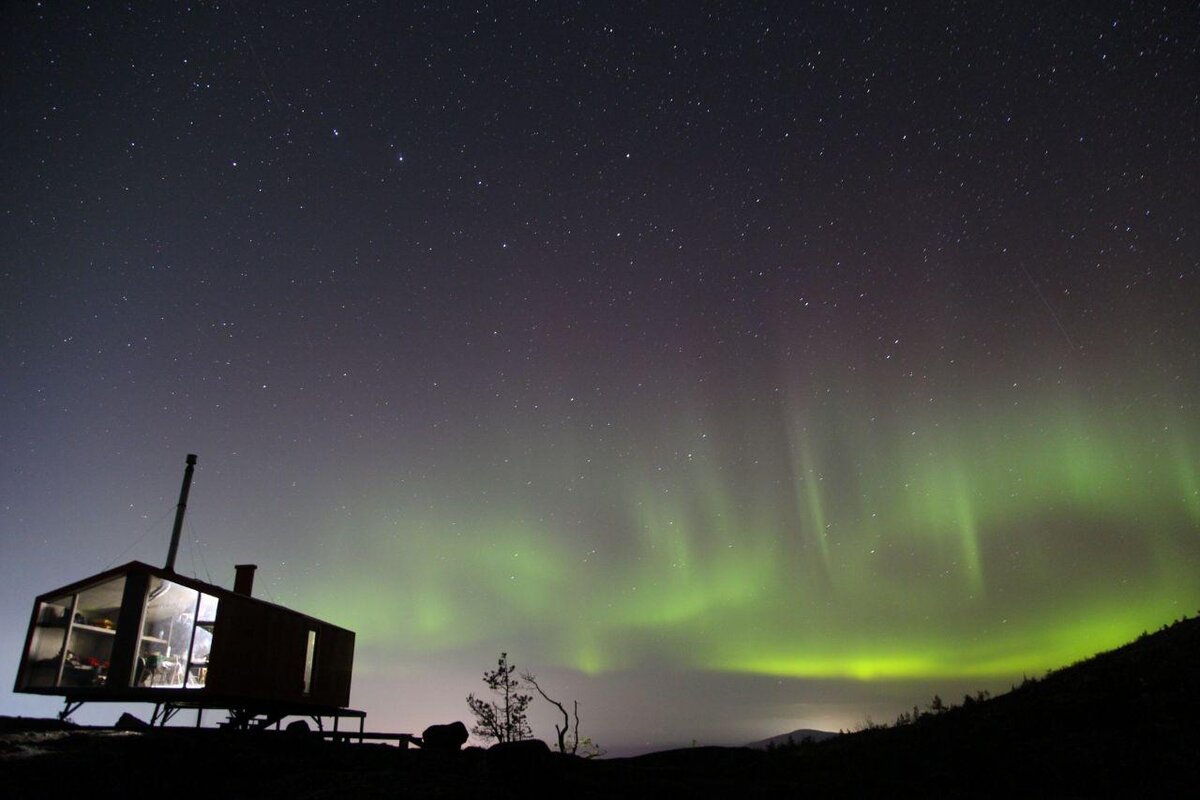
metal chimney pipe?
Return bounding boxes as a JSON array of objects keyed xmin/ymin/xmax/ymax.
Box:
[
  {"xmin": 165, "ymin": 454, "xmax": 198, "ymax": 572},
  {"xmin": 234, "ymin": 564, "xmax": 257, "ymax": 596}
]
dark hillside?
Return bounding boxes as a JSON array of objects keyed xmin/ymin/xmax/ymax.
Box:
[{"xmin": 762, "ymin": 614, "xmax": 1200, "ymax": 795}]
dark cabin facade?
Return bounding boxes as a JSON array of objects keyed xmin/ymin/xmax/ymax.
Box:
[{"xmin": 14, "ymin": 560, "xmax": 355, "ymax": 713}]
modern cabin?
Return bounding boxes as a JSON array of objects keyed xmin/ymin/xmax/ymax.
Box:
[
  {"xmin": 15, "ymin": 561, "xmax": 355, "ymax": 721},
  {"xmin": 13, "ymin": 455, "xmax": 359, "ymax": 728}
]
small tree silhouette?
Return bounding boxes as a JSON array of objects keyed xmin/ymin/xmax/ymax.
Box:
[
  {"xmin": 466, "ymin": 652, "xmax": 532, "ymax": 744},
  {"xmin": 522, "ymin": 671, "xmax": 578, "ymax": 754}
]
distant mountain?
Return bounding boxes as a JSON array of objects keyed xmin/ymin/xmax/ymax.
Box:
[{"xmin": 746, "ymin": 728, "xmax": 838, "ymax": 749}]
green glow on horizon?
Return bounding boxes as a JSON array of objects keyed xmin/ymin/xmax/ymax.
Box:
[
  {"xmin": 707, "ymin": 588, "xmax": 1192, "ymax": 680},
  {"xmin": 304, "ymin": 391, "xmax": 1200, "ymax": 684}
]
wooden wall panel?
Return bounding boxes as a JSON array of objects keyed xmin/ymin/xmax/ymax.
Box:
[
  {"xmin": 313, "ymin": 624, "xmax": 354, "ymax": 706},
  {"xmin": 208, "ymin": 597, "xmax": 308, "ymax": 701}
]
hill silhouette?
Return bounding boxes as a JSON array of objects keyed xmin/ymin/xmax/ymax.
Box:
[
  {"xmin": 746, "ymin": 727, "xmax": 839, "ymax": 749},
  {"xmin": 2, "ymin": 614, "xmax": 1197, "ymax": 796},
  {"xmin": 746, "ymin": 613, "xmax": 1200, "ymax": 795}
]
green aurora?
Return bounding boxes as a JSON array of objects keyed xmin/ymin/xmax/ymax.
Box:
[{"xmin": 307, "ymin": 391, "xmax": 1200, "ymax": 683}]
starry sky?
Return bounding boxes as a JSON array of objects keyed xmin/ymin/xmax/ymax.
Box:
[{"xmin": 2, "ymin": 2, "xmax": 1198, "ymax": 751}]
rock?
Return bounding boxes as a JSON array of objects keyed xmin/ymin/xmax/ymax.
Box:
[
  {"xmin": 487, "ymin": 739, "xmax": 553, "ymax": 783},
  {"xmin": 421, "ymin": 721, "xmax": 468, "ymax": 752},
  {"xmin": 115, "ymin": 712, "xmax": 148, "ymax": 730}
]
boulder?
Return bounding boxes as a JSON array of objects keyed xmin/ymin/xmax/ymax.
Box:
[
  {"xmin": 421, "ymin": 720, "xmax": 469, "ymax": 752},
  {"xmin": 487, "ymin": 738, "xmax": 553, "ymax": 782},
  {"xmin": 115, "ymin": 712, "xmax": 148, "ymax": 730}
]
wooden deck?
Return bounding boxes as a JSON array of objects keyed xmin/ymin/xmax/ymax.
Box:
[{"xmin": 322, "ymin": 730, "xmax": 421, "ymax": 747}]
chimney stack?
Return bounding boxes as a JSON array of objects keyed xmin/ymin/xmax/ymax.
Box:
[
  {"xmin": 234, "ymin": 564, "xmax": 257, "ymax": 596},
  {"xmin": 165, "ymin": 454, "xmax": 198, "ymax": 573}
]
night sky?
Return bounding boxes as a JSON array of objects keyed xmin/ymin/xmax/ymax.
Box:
[{"xmin": 2, "ymin": 2, "xmax": 1198, "ymax": 751}]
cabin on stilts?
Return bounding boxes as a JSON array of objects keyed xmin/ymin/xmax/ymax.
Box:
[{"xmin": 13, "ymin": 455, "xmax": 362, "ymax": 732}]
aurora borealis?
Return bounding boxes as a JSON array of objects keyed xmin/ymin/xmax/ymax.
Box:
[
  {"xmin": 306, "ymin": 381, "xmax": 1199, "ymax": 679},
  {"xmin": 2, "ymin": 2, "xmax": 1198, "ymax": 750}
]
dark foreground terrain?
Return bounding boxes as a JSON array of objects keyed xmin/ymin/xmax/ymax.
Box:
[{"xmin": 4, "ymin": 615, "xmax": 1198, "ymax": 797}]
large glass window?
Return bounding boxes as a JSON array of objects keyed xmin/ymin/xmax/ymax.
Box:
[
  {"xmin": 135, "ymin": 579, "xmax": 218, "ymax": 689},
  {"xmin": 187, "ymin": 592, "xmax": 219, "ymax": 687},
  {"xmin": 20, "ymin": 576, "xmax": 125, "ymax": 689}
]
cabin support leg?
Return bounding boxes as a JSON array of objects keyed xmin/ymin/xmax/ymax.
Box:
[
  {"xmin": 58, "ymin": 699, "xmax": 84, "ymax": 721},
  {"xmin": 151, "ymin": 702, "xmax": 181, "ymax": 726},
  {"xmin": 158, "ymin": 703, "xmax": 183, "ymax": 726}
]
